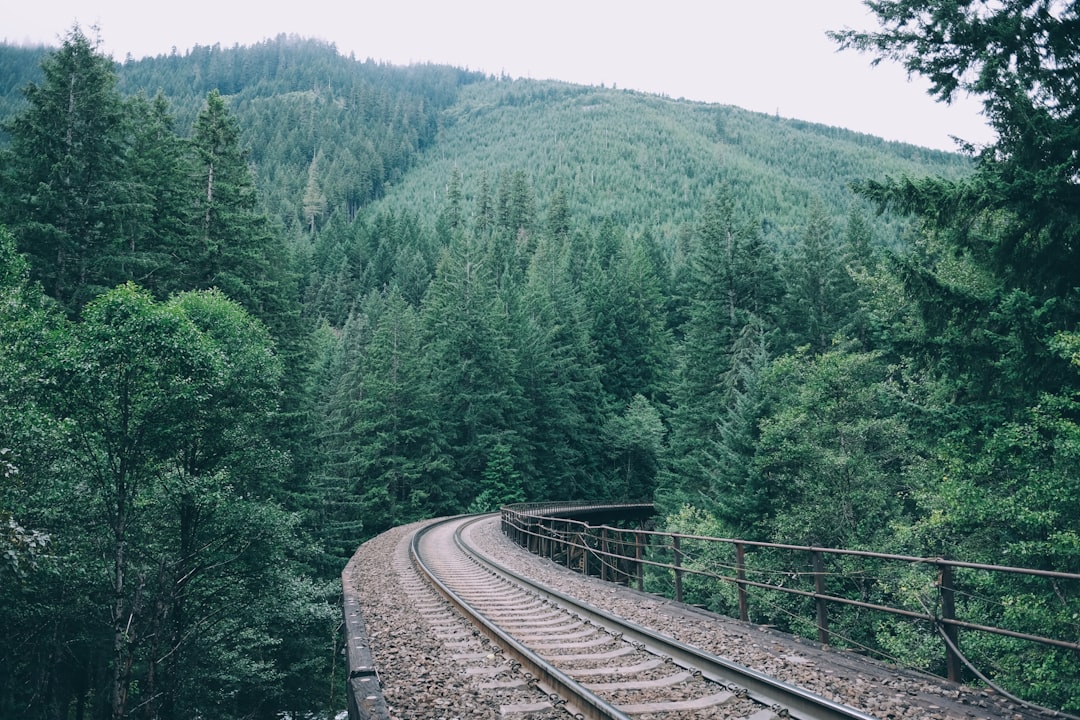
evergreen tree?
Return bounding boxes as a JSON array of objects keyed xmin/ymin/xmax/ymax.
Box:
[
  {"xmin": 435, "ymin": 166, "xmax": 464, "ymax": 244},
  {"xmin": 346, "ymin": 288, "xmax": 442, "ymax": 533},
  {"xmin": 121, "ymin": 91, "xmax": 193, "ymax": 297},
  {"xmin": 490, "ymin": 169, "xmax": 537, "ymax": 287},
  {"xmin": 663, "ymin": 189, "xmax": 779, "ymax": 496},
  {"xmin": 834, "ymin": 1, "xmax": 1080, "ymax": 303},
  {"xmin": 751, "ymin": 348, "xmax": 914, "ymax": 548},
  {"xmin": 421, "ymin": 231, "xmax": 527, "ymax": 511},
  {"xmin": 187, "ymin": 89, "xmax": 268, "ymax": 307},
  {"xmin": 308, "ymin": 309, "xmax": 373, "ymax": 560},
  {"xmin": 302, "ymin": 150, "xmax": 328, "ymax": 236},
  {"xmin": 582, "ymin": 224, "xmax": 672, "ymax": 410},
  {"xmin": 837, "ymin": 207, "xmax": 878, "ymax": 345},
  {"xmin": 473, "ymin": 171, "xmax": 495, "ymax": 238},
  {"xmin": 518, "ymin": 228, "xmax": 607, "ymax": 500},
  {"xmin": 780, "ymin": 202, "xmax": 851, "ymax": 352},
  {"xmin": 830, "ymin": 5, "xmax": 1080, "ymax": 705},
  {"xmin": 603, "ymin": 394, "xmax": 667, "ymax": 501},
  {"xmin": 834, "ymin": 0, "xmax": 1080, "ymax": 404},
  {"xmin": 0, "ymin": 26, "xmax": 131, "ymax": 312},
  {"xmin": 695, "ymin": 317, "xmax": 773, "ymax": 533}
]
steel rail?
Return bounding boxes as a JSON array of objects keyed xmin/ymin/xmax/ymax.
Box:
[
  {"xmin": 411, "ymin": 515, "xmax": 633, "ymax": 720},
  {"xmin": 456, "ymin": 515, "xmax": 881, "ymax": 720}
]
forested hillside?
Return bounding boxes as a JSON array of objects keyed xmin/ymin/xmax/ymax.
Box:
[
  {"xmin": 1, "ymin": 6, "xmax": 1078, "ymax": 717},
  {"xmin": 371, "ymin": 78, "xmax": 968, "ymax": 243}
]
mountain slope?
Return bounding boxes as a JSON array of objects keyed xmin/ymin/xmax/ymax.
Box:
[
  {"xmin": 0, "ymin": 37, "xmax": 969, "ymax": 247},
  {"xmin": 368, "ymin": 77, "xmax": 971, "ymax": 246}
]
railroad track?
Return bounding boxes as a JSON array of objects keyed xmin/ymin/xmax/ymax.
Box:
[{"xmin": 411, "ymin": 515, "xmax": 880, "ymax": 720}]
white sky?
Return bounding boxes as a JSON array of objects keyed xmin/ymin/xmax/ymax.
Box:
[{"xmin": 7, "ymin": 1, "xmax": 993, "ymax": 152}]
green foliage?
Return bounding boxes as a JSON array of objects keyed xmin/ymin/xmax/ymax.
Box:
[
  {"xmin": 468, "ymin": 442, "xmax": 526, "ymax": 513},
  {"xmin": 3, "ymin": 16, "xmax": 1077, "ymax": 713},
  {"xmin": 834, "ymin": 1, "xmax": 1080, "ymax": 300},
  {"xmin": 662, "ymin": 188, "xmax": 780, "ymax": 500},
  {"xmin": 375, "ymin": 79, "xmax": 968, "ymax": 248},
  {"xmin": 0, "ymin": 27, "xmax": 130, "ymax": 311},
  {"xmin": 602, "ymin": 395, "xmax": 666, "ymax": 501},
  {"xmin": 752, "ymin": 349, "xmax": 917, "ymax": 548},
  {"xmin": 421, "ymin": 231, "xmax": 527, "ymax": 510},
  {"xmin": 0, "ymin": 282, "xmax": 336, "ymax": 720}
]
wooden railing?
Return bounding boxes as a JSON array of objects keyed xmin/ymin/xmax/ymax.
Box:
[{"xmin": 501, "ymin": 503, "xmax": 1080, "ymax": 686}]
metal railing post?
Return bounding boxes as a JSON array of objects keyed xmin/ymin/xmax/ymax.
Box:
[
  {"xmin": 673, "ymin": 535, "xmax": 683, "ymax": 604},
  {"xmin": 735, "ymin": 542, "xmax": 749, "ymax": 621},
  {"xmin": 600, "ymin": 528, "xmax": 608, "ymax": 582},
  {"xmin": 565, "ymin": 524, "xmax": 574, "ymax": 569},
  {"xmin": 939, "ymin": 561, "xmax": 962, "ymax": 682},
  {"xmin": 813, "ymin": 550, "xmax": 829, "ymax": 645},
  {"xmin": 635, "ymin": 529, "xmax": 644, "ymax": 591},
  {"xmin": 581, "ymin": 530, "xmax": 588, "ymax": 575}
]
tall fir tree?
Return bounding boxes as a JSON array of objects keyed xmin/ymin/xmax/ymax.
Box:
[
  {"xmin": 780, "ymin": 202, "xmax": 852, "ymax": 353},
  {"xmin": 518, "ymin": 228, "xmax": 607, "ymax": 500},
  {"xmin": 347, "ymin": 287, "xmax": 442, "ymax": 533},
  {"xmin": 421, "ymin": 231, "xmax": 528, "ymax": 511},
  {"xmin": 663, "ymin": 189, "xmax": 779, "ymax": 497},
  {"xmin": 187, "ymin": 89, "xmax": 268, "ymax": 307},
  {"xmin": 0, "ymin": 26, "xmax": 131, "ymax": 312},
  {"xmin": 121, "ymin": 91, "xmax": 193, "ymax": 297}
]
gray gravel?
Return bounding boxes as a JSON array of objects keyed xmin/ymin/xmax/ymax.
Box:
[
  {"xmin": 462, "ymin": 516, "xmax": 1040, "ymax": 720},
  {"xmin": 346, "ymin": 517, "xmax": 1042, "ymax": 720},
  {"xmin": 346, "ymin": 520, "xmax": 564, "ymax": 719}
]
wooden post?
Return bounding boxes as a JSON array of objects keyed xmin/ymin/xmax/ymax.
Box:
[
  {"xmin": 939, "ymin": 562, "xmax": 963, "ymax": 682},
  {"xmin": 565, "ymin": 524, "xmax": 574, "ymax": 569},
  {"xmin": 600, "ymin": 528, "xmax": 608, "ymax": 582},
  {"xmin": 673, "ymin": 535, "xmax": 683, "ymax": 604},
  {"xmin": 813, "ymin": 550, "xmax": 829, "ymax": 645},
  {"xmin": 635, "ymin": 530, "xmax": 644, "ymax": 591},
  {"xmin": 735, "ymin": 542, "xmax": 749, "ymax": 621},
  {"xmin": 584, "ymin": 530, "xmax": 591, "ymax": 575}
]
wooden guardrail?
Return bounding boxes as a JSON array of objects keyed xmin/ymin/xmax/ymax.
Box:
[{"xmin": 501, "ymin": 503, "xmax": 1080, "ymax": 686}]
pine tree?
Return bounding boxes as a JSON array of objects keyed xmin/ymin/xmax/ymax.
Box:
[
  {"xmin": 0, "ymin": 26, "xmax": 131, "ymax": 312},
  {"xmin": 518, "ymin": 229, "xmax": 607, "ymax": 499},
  {"xmin": 421, "ymin": 231, "xmax": 527, "ymax": 511},
  {"xmin": 187, "ymin": 89, "xmax": 267, "ymax": 306},
  {"xmin": 780, "ymin": 202, "xmax": 849, "ymax": 352},
  {"xmin": 121, "ymin": 91, "xmax": 193, "ymax": 297},
  {"xmin": 664, "ymin": 189, "xmax": 778, "ymax": 496},
  {"xmin": 347, "ymin": 288, "xmax": 442, "ymax": 531},
  {"xmin": 302, "ymin": 150, "xmax": 328, "ymax": 236},
  {"xmin": 699, "ymin": 317, "xmax": 773, "ymax": 533},
  {"xmin": 582, "ymin": 225, "xmax": 672, "ymax": 410}
]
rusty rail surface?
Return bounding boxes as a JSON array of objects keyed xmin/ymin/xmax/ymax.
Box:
[{"xmin": 501, "ymin": 502, "xmax": 1080, "ymax": 686}]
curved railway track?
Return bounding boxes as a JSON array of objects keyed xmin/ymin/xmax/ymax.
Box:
[{"xmin": 411, "ymin": 514, "xmax": 879, "ymax": 720}]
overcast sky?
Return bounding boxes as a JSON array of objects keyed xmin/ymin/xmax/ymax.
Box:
[{"xmin": 8, "ymin": 1, "xmax": 993, "ymax": 152}]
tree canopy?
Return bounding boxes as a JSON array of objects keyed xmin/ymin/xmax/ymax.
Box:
[{"xmin": 1, "ymin": 15, "xmax": 1077, "ymax": 714}]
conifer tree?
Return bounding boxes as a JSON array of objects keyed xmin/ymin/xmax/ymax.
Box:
[
  {"xmin": 188, "ymin": 89, "xmax": 268, "ymax": 306},
  {"xmin": 0, "ymin": 26, "xmax": 130, "ymax": 312},
  {"xmin": 302, "ymin": 150, "xmax": 328, "ymax": 236},
  {"xmin": 582, "ymin": 224, "xmax": 672, "ymax": 410},
  {"xmin": 518, "ymin": 228, "xmax": 607, "ymax": 499},
  {"xmin": 346, "ymin": 287, "xmax": 442, "ymax": 530},
  {"xmin": 780, "ymin": 202, "xmax": 850, "ymax": 352},
  {"xmin": 122, "ymin": 91, "xmax": 193, "ymax": 297},
  {"xmin": 421, "ymin": 231, "xmax": 527, "ymax": 511},
  {"xmin": 663, "ymin": 189, "xmax": 779, "ymax": 497}
]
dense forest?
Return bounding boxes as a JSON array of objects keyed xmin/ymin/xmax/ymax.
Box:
[{"xmin": 2, "ymin": 1, "xmax": 1078, "ymax": 717}]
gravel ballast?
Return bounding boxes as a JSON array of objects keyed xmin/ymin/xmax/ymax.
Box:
[{"xmin": 345, "ymin": 516, "xmax": 1046, "ymax": 720}]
